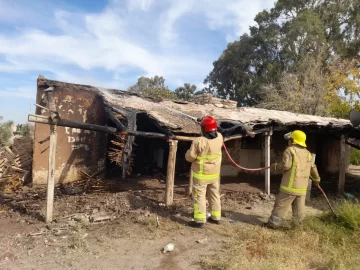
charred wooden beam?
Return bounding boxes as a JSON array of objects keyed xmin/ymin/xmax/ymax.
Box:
[
  {"xmin": 105, "ymin": 107, "xmax": 127, "ymax": 132},
  {"xmin": 29, "ymin": 113, "xmax": 270, "ymax": 142},
  {"xmin": 111, "ymin": 106, "xmax": 132, "ymax": 118},
  {"xmin": 345, "ymin": 140, "xmax": 360, "ymax": 150},
  {"xmin": 28, "ymin": 114, "xmax": 117, "ymax": 133},
  {"xmin": 223, "ymin": 127, "xmax": 272, "ymax": 142},
  {"xmin": 127, "ymin": 130, "xmax": 167, "ymax": 138}
]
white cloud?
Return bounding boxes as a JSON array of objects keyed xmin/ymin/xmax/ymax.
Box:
[
  {"xmin": 0, "ymin": 86, "xmax": 35, "ymax": 100},
  {"xmin": 0, "ymin": 0, "xmax": 275, "ymax": 91},
  {"xmin": 126, "ymin": 0, "xmax": 153, "ymax": 11},
  {"xmin": 158, "ymin": 0, "xmax": 275, "ymax": 43},
  {"xmin": 160, "ymin": 0, "xmax": 195, "ymax": 42}
]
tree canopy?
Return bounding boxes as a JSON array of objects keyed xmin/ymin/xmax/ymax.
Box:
[
  {"xmin": 174, "ymin": 83, "xmax": 197, "ymax": 101},
  {"xmin": 0, "ymin": 116, "xmax": 14, "ymax": 147},
  {"xmin": 128, "ymin": 76, "xmax": 175, "ymax": 100},
  {"xmin": 205, "ymin": 0, "xmax": 360, "ymax": 117}
]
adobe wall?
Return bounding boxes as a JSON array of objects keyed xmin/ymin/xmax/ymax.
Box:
[{"xmin": 32, "ymin": 77, "xmax": 108, "ymax": 185}]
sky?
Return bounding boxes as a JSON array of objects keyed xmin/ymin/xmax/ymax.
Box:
[{"xmin": 0, "ymin": 0, "xmax": 275, "ymax": 123}]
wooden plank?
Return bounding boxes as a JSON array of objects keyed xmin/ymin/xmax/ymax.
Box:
[
  {"xmin": 264, "ymin": 132, "xmax": 271, "ymax": 195},
  {"xmin": 3, "ymin": 147, "xmax": 18, "ymax": 162},
  {"xmin": 14, "ymin": 152, "xmax": 32, "ymax": 168},
  {"xmin": 46, "ymin": 90, "xmax": 57, "ymax": 223},
  {"xmin": 0, "ymin": 158, "xmax": 8, "ymax": 168},
  {"xmin": 165, "ymin": 140, "xmax": 178, "ymax": 206},
  {"xmin": 338, "ymin": 135, "xmax": 346, "ymax": 193},
  {"xmin": 306, "ymin": 154, "xmax": 316, "ymax": 202}
]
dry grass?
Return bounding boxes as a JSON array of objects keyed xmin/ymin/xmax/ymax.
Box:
[{"xmin": 201, "ymin": 201, "xmax": 360, "ymax": 270}]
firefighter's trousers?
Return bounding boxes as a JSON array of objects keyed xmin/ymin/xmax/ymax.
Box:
[
  {"xmin": 193, "ymin": 179, "xmax": 221, "ymax": 223},
  {"xmin": 268, "ymin": 191, "xmax": 306, "ymax": 227}
]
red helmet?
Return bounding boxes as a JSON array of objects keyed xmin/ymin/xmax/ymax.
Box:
[{"xmin": 200, "ymin": 116, "xmax": 218, "ymax": 132}]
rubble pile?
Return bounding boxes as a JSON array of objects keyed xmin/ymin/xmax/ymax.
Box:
[
  {"xmin": 223, "ymin": 190, "xmax": 276, "ymax": 205},
  {"xmin": 60, "ymin": 170, "xmax": 126, "ymax": 195},
  {"xmin": 0, "ymin": 136, "xmax": 33, "ymax": 192}
]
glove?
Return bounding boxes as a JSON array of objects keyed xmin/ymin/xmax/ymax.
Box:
[
  {"xmin": 270, "ymin": 163, "xmax": 278, "ymax": 171},
  {"xmin": 246, "ymin": 130, "xmax": 256, "ymax": 138}
]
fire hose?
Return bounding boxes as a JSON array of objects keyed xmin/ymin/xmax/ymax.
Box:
[{"xmin": 222, "ymin": 142, "xmax": 270, "ymax": 171}]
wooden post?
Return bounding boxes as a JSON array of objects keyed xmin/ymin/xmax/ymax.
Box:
[
  {"xmin": 338, "ymin": 135, "xmax": 346, "ymax": 193},
  {"xmin": 122, "ymin": 112, "xmax": 137, "ymax": 179},
  {"xmin": 165, "ymin": 140, "xmax": 178, "ymax": 206},
  {"xmin": 264, "ymin": 131, "xmax": 272, "ymax": 195},
  {"xmin": 188, "ymin": 169, "xmax": 193, "ymax": 196},
  {"xmin": 306, "ymin": 154, "xmax": 316, "ymax": 202},
  {"xmin": 45, "ymin": 89, "xmax": 57, "ymax": 223}
]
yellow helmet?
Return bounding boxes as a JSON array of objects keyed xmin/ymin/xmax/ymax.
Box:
[{"xmin": 284, "ymin": 130, "xmax": 307, "ymax": 147}]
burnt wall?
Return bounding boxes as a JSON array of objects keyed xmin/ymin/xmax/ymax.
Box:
[
  {"xmin": 32, "ymin": 78, "xmax": 108, "ymax": 184},
  {"xmin": 219, "ymin": 131, "xmax": 349, "ymax": 178}
]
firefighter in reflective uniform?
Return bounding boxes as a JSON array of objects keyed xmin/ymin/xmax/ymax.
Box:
[
  {"xmin": 264, "ymin": 130, "xmax": 321, "ymax": 228},
  {"xmin": 185, "ymin": 116, "xmax": 223, "ymax": 228}
]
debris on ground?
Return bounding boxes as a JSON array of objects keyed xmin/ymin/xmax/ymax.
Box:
[
  {"xmin": 59, "ymin": 169, "xmax": 128, "ymax": 194},
  {"xmin": 162, "ymin": 243, "xmax": 175, "ymax": 253},
  {"xmin": 0, "ymin": 136, "xmax": 33, "ymax": 193},
  {"xmin": 222, "ymin": 190, "xmax": 276, "ymax": 205},
  {"xmin": 196, "ymin": 238, "xmax": 208, "ymax": 244}
]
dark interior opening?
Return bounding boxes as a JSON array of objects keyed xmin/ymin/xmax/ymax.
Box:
[{"xmin": 132, "ymin": 113, "xmax": 168, "ymax": 176}]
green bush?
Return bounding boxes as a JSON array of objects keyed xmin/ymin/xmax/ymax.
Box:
[
  {"xmin": 0, "ymin": 116, "xmax": 14, "ymax": 147},
  {"xmin": 350, "ymin": 148, "xmax": 360, "ymax": 165},
  {"xmin": 318, "ymin": 201, "xmax": 360, "ymax": 232}
]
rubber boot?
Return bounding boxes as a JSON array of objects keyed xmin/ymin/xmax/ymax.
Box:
[
  {"xmin": 207, "ymin": 217, "xmax": 220, "ymax": 225},
  {"xmin": 188, "ymin": 221, "xmax": 205, "ymax": 228}
]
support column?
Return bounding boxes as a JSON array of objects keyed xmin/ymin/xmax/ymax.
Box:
[
  {"xmin": 165, "ymin": 140, "xmax": 178, "ymax": 206},
  {"xmin": 338, "ymin": 135, "xmax": 346, "ymax": 193},
  {"xmin": 264, "ymin": 131, "xmax": 272, "ymax": 195},
  {"xmin": 306, "ymin": 154, "xmax": 316, "ymax": 202},
  {"xmin": 45, "ymin": 88, "xmax": 57, "ymax": 223}
]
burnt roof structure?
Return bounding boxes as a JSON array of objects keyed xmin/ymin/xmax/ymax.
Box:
[{"xmin": 38, "ymin": 76, "xmax": 355, "ymax": 138}]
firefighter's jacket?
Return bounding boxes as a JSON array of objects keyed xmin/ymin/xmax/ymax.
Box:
[
  {"xmin": 272, "ymin": 145, "xmax": 320, "ymax": 196},
  {"xmin": 185, "ymin": 133, "xmax": 223, "ymax": 181}
]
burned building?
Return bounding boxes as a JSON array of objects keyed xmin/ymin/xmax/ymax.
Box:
[{"xmin": 31, "ymin": 76, "xmax": 358, "ymax": 202}]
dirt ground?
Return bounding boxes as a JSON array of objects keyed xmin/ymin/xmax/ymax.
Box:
[{"xmin": 0, "ymin": 174, "xmax": 352, "ymax": 270}]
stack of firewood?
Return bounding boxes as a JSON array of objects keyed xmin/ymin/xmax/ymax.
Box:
[
  {"xmin": 0, "ymin": 136, "xmax": 33, "ymax": 192},
  {"xmin": 107, "ymin": 112, "xmax": 133, "ymax": 176},
  {"xmin": 108, "ymin": 133, "xmax": 127, "ymax": 166}
]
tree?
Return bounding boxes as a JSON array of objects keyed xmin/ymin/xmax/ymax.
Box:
[
  {"xmin": 204, "ymin": 33, "xmax": 283, "ymax": 106},
  {"xmin": 205, "ymin": 0, "xmax": 360, "ymax": 109},
  {"xmin": 175, "ymin": 83, "xmax": 197, "ymax": 100},
  {"xmin": 326, "ymin": 58, "xmax": 360, "ymax": 118},
  {"xmin": 259, "ymin": 48, "xmax": 330, "ymax": 116},
  {"xmin": 17, "ymin": 123, "xmax": 35, "ymax": 139},
  {"xmin": 0, "ymin": 116, "xmax": 14, "ymax": 147},
  {"xmin": 128, "ymin": 76, "xmax": 175, "ymax": 99}
]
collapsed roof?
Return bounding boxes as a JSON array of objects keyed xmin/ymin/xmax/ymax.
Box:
[{"xmin": 38, "ymin": 77, "xmax": 354, "ymax": 137}]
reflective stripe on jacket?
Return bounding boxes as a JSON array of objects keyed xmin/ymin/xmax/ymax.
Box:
[
  {"xmin": 185, "ymin": 132, "xmax": 223, "ymax": 181},
  {"xmin": 273, "ymin": 145, "xmax": 320, "ymax": 196}
]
